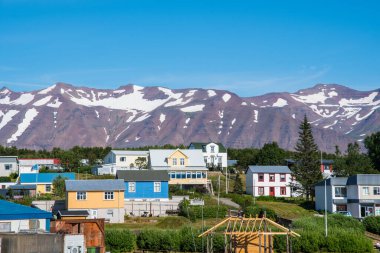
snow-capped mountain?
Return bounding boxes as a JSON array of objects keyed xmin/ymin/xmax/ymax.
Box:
[{"xmin": 0, "ymin": 83, "xmax": 379, "ymax": 152}]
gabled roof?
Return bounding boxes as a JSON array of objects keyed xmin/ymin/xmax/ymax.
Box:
[
  {"xmin": 149, "ymin": 149, "xmax": 206, "ymax": 167},
  {"xmin": 246, "ymin": 165, "xmax": 291, "ymax": 174},
  {"xmin": 168, "ymin": 149, "xmax": 188, "ymax": 158},
  {"xmin": 189, "ymin": 142, "xmax": 227, "ymax": 152},
  {"xmin": 65, "ymin": 179, "xmax": 125, "ymax": 191},
  {"xmin": 0, "ymin": 156, "xmax": 18, "ymax": 163},
  {"xmin": 116, "ymin": 170, "xmax": 169, "ymax": 182},
  {"xmin": 109, "ymin": 150, "xmax": 149, "ymax": 156},
  {"xmin": 0, "ymin": 200, "xmax": 52, "ymax": 220},
  {"xmin": 20, "ymin": 173, "xmax": 75, "ymax": 183}
]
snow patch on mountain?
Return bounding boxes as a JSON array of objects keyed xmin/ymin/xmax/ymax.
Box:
[
  {"xmin": 159, "ymin": 113, "xmax": 166, "ymax": 123},
  {"xmin": 339, "ymin": 92, "xmax": 379, "ymax": 107},
  {"xmin": 253, "ymin": 110, "xmax": 259, "ymax": 123},
  {"xmin": 180, "ymin": 104, "xmax": 205, "ymax": 112},
  {"xmin": 33, "ymin": 96, "xmax": 52, "ymax": 106},
  {"xmin": 134, "ymin": 113, "xmax": 151, "ymax": 122},
  {"xmin": 7, "ymin": 108, "xmax": 39, "ymax": 143},
  {"xmin": 185, "ymin": 90, "xmax": 197, "ymax": 98},
  {"xmin": 0, "ymin": 110, "xmax": 19, "ymax": 130},
  {"xmin": 95, "ymin": 110, "xmax": 99, "ymax": 118},
  {"xmin": 291, "ymin": 89, "xmax": 338, "ymax": 104},
  {"xmin": 222, "ymin": 94, "xmax": 231, "ymax": 102},
  {"xmin": 0, "ymin": 93, "xmax": 35, "ymax": 105},
  {"xmin": 231, "ymin": 118, "xmax": 236, "ymax": 125},
  {"xmin": 207, "ymin": 90, "xmax": 216, "ymax": 97},
  {"xmin": 272, "ymin": 98, "xmax": 288, "ymax": 107},
  {"xmin": 38, "ymin": 85, "xmax": 56, "ymax": 94},
  {"xmin": 47, "ymin": 98, "xmax": 62, "ymax": 108}
]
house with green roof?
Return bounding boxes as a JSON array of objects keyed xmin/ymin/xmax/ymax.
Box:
[{"xmin": 188, "ymin": 142, "xmax": 227, "ymax": 170}]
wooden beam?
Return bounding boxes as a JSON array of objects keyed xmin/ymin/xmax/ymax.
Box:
[{"xmin": 198, "ymin": 217, "xmax": 231, "ymax": 237}]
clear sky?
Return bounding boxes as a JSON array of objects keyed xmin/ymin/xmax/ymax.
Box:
[{"xmin": 1, "ymin": 0, "xmax": 379, "ymax": 96}]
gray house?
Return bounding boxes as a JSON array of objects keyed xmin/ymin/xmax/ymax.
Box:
[
  {"xmin": 0, "ymin": 156, "xmax": 18, "ymax": 177},
  {"xmin": 315, "ymin": 174, "xmax": 380, "ymax": 218}
]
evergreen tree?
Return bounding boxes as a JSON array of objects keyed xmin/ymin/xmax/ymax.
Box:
[
  {"xmin": 256, "ymin": 142, "xmax": 286, "ymax": 165},
  {"xmin": 364, "ymin": 132, "xmax": 380, "ymax": 171},
  {"xmin": 233, "ymin": 173, "xmax": 244, "ymax": 194},
  {"xmin": 291, "ymin": 115, "xmax": 322, "ymax": 200}
]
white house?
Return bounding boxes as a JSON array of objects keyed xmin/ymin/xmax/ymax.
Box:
[
  {"xmin": 245, "ymin": 166, "xmax": 293, "ymax": 197},
  {"xmin": 18, "ymin": 158, "xmax": 62, "ymax": 174},
  {"xmin": 315, "ymin": 174, "xmax": 380, "ymax": 218},
  {"xmin": 0, "ymin": 156, "xmax": 18, "ymax": 177},
  {"xmin": 94, "ymin": 150, "xmax": 149, "ymax": 175},
  {"xmin": 188, "ymin": 142, "xmax": 228, "ymax": 170}
]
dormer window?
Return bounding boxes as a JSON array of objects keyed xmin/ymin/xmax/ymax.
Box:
[
  {"xmin": 180, "ymin": 158, "xmax": 185, "ymax": 165},
  {"xmin": 173, "ymin": 158, "xmax": 177, "ymax": 166}
]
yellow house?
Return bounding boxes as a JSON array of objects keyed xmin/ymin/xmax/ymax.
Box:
[
  {"xmin": 19, "ymin": 173, "xmax": 76, "ymax": 195},
  {"xmin": 149, "ymin": 149, "xmax": 208, "ymax": 186},
  {"xmin": 65, "ymin": 179, "xmax": 125, "ymax": 223}
]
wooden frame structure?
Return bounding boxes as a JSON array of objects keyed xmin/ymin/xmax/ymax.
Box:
[{"xmin": 199, "ymin": 216, "xmax": 300, "ymax": 253}]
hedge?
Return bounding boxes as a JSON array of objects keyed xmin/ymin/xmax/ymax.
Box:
[
  {"xmin": 179, "ymin": 199, "xmax": 227, "ymax": 221},
  {"xmin": 0, "ymin": 177, "xmax": 11, "ymax": 182},
  {"xmin": 105, "ymin": 230, "xmax": 136, "ymax": 253},
  {"xmin": 363, "ymin": 216, "xmax": 380, "ymax": 235},
  {"xmin": 243, "ymin": 205, "xmax": 277, "ymax": 220}
]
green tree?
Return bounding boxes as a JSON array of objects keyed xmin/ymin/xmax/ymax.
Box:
[
  {"xmin": 135, "ymin": 157, "xmax": 147, "ymax": 169},
  {"xmin": 233, "ymin": 172, "xmax": 243, "ymax": 194},
  {"xmin": 334, "ymin": 142, "xmax": 375, "ymax": 176},
  {"xmin": 364, "ymin": 131, "xmax": 380, "ymax": 171},
  {"xmin": 52, "ymin": 175, "xmax": 66, "ymax": 198},
  {"xmin": 256, "ymin": 142, "xmax": 286, "ymax": 165},
  {"xmin": 291, "ymin": 115, "xmax": 322, "ymax": 201}
]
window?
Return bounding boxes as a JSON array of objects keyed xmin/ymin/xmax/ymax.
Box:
[
  {"xmin": 211, "ymin": 146, "xmax": 215, "ymax": 153},
  {"xmin": 363, "ymin": 187, "xmax": 370, "ymax": 195},
  {"xmin": 181, "ymin": 172, "xmax": 186, "ymax": 179},
  {"xmin": 104, "ymin": 192, "xmax": 114, "ymax": 200},
  {"xmin": 173, "ymin": 158, "xmax": 177, "ymax": 166},
  {"xmin": 76, "ymin": 192, "xmax": 87, "ymax": 200},
  {"xmin": 334, "ymin": 187, "xmax": 347, "ymax": 197},
  {"xmin": 374, "ymin": 187, "xmax": 380, "ymax": 195},
  {"xmin": 258, "ymin": 173, "xmax": 264, "ymax": 182},
  {"xmin": 4, "ymin": 164, "xmax": 12, "ymax": 170},
  {"xmin": 258, "ymin": 187, "xmax": 264, "ymax": 195},
  {"xmin": 186, "ymin": 172, "xmax": 191, "ymax": 178},
  {"xmin": 120, "ymin": 157, "xmax": 126, "ymax": 162},
  {"xmin": 29, "ymin": 219, "xmax": 40, "ymax": 230},
  {"xmin": 280, "ymin": 174, "xmax": 286, "ymax": 182},
  {"xmin": 154, "ymin": 182, "xmax": 161, "ymax": 192},
  {"xmin": 192, "ymin": 172, "xmax": 196, "ymax": 179},
  {"xmin": 280, "ymin": 187, "xmax": 286, "ymax": 195},
  {"xmin": 218, "ymin": 157, "xmax": 222, "ymax": 163},
  {"xmin": 169, "ymin": 172, "xmax": 175, "ymax": 179},
  {"xmin": 202, "ymin": 172, "xmax": 207, "ymax": 178},
  {"xmin": 180, "ymin": 158, "xmax": 185, "ymax": 165},
  {"xmin": 0, "ymin": 222, "xmax": 11, "ymax": 232},
  {"xmin": 196, "ymin": 172, "xmax": 202, "ymax": 178},
  {"xmin": 129, "ymin": 182, "xmax": 136, "ymax": 192},
  {"xmin": 45, "ymin": 184, "xmax": 52, "ymax": 192},
  {"xmin": 269, "ymin": 174, "xmax": 275, "ymax": 182}
]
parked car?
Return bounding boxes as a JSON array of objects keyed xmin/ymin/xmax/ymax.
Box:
[{"xmin": 336, "ymin": 211, "xmax": 352, "ymax": 217}]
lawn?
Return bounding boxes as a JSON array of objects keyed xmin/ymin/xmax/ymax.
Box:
[{"xmin": 256, "ymin": 201, "xmax": 317, "ymax": 220}]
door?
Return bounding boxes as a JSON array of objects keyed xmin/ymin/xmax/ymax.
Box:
[
  {"xmin": 269, "ymin": 187, "xmax": 275, "ymax": 196},
  {"xmin": 91, "ymin": 209, "xmax": 98, "ymax": 219}
]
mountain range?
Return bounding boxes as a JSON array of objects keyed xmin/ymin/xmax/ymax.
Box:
[{"xmin": 0, "ymin": 83, "xmax": 379, "ymax": 152}]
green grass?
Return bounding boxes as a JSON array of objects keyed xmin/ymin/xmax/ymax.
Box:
[{"xmin": 256, "ymin": 201, "xmax": 317, "ymax": 220}]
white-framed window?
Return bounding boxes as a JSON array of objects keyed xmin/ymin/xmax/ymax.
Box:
[
  {"xmin": 172, "ymin": 158, "xmax": 177, "ymax": 166},
  {"xmin": 45, "ymin": 184, "xmax": 52, "ymax": 192},
  {"xmin": 154, "ymin": 182, "xmax": 161, "ymax": 192},
  {"xmin": 186, "ymin": 171, "xmax": 191, "ymax": 178},
  {"xmin": 120, "ymin": 157, "xmax": 126, "ymax": 162},
  {"xmin": 180, "ymin": 158, "xmax": 185, "ymax": 165},
  {"xmin": 104, "ymin": 191, "xmax": 114, "ymax": 200},
  {"xmin": 373, "ymin": 187, "xmax": 380, "ymax": 195},
  {"xmin": 210, "ymin": 146, "xmax": 215, "ymax": 153},
  {"xmin": 169, "ymin": 172, "xmax": 176, "ymax": 179},
  {"xmin": 334, "ymin": 187, "xmax": 347, "ymax": 197},
  {"xmin": 4, "ymin": 164, "xmax": 12, "ymax": 170},
  {"xmin": 258, "ymin": 187, "xmax": 264, "ymax": 195},
  {"xmin": 76, "ymin": 192, "xmax": 87, "ymax": 200},
  {"xmin": 129, "ymin": 182, "xmax": 136, "ymax": 192},
  {"xmin": 196, "ymin": 172, "xmax": 202, "ymax": 178},
  {"xmin": 362, "ymin": 187, "xmax": 370, "ymax": 196}
]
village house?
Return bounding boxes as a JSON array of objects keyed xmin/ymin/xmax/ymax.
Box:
[
  {"xmin": 315, "ymin": 174, "xmax": 380, "ymax": 219},
  {"xmin": 149, "ymin": 149, "xmax": 208, "ymax": 187},
  {"xmin": 245, "ymin": 166, "xmax": 294, "ymax": 197},
  {"xmin": 0, "ymin": 156, "xmax": 18, "ymax": 177},
  {"xmin": 188, "ymin": 142, "xmax": 228, "ymax": 170},
  {"xmin": 65, "ymin": 179, "xmax": 125, "ymax": 223},
  {"xmin": 116, "ymin": 170, "xmax": 169, "ymax": 201},
  {"xmin": 18, "ymin": 158, "xmax": 62, "ymax": 173},
  {"xmin": 19, "ymin": 173, "xmax": 76, "ymax": 195},
  {"xmin": 0, "ymin": 199, "xmax": 52, "ymax": 233}
]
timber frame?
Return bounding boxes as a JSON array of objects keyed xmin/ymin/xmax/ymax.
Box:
[{"xmin": 199, "ymin": 216, "xmax": 300, "ymax": 253}]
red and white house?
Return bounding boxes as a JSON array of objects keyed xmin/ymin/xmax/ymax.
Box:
[
  {"xmin": 18, "ymin": 158, "xmax": 62, "ymax": 173},
  {"xmin": 245, "ymin": 166, "xmax": 294, "ymax": 197}
]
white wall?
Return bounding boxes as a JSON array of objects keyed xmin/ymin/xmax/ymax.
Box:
[
  {"xmin": 0, "ymin": 162, "xmax": 18, "ymax": 177},
  {"xmin": 203, "ymin": 143, "xmax": 228, "ymax": 168},
  {"xmin": 0, "ymin": 219, "xmax": 47, "ymax": 233},
  {"xmin": 246, "ymin": 172, "xmax": 292, "ymax": 197}
]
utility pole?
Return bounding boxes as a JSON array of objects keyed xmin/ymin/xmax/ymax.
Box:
[{"xmin": 218, "ymin": 175, "xmax": 220, "ymax": 206}]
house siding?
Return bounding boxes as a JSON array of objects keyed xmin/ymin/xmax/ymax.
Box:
[{"xmin": 124, "ymin": 181, "xmax": 169, "ymax": 200}]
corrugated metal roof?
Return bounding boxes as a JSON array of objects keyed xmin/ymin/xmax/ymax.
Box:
[
  {"xmin": 246, "ymin": 165, "xmax": 291, "ymax": 174},
  {"xmin": 116, "ymin": 170, "xmax": 169, "ymax": 181},
  {"xmin": 0, "ymin": 200, "xmax": 52, "ymax": 220},
  {"xmin": 9, "ymin": 184, "xmax": 37, "ymax": 190},
  {"xmin": 110, "ymin": 150, "xmax": 149, "ymax": 156},
  {"xmin": 189, "ymin": 142, "xmax": 227, "ymax": 152},
  {"xmin": 149, "ymin": 149, "xmax": 206, "ymax": 167},
  {"xmin": 20, "ymin": 173, "xmax": 75, "ymax": 183},
  {"xmin": 347, "ymin": 174, "xmax": 380, "ymax": 185},
  {"xmin": 0, "ymin": 156, "xmax": 18, "ymax": 163},
  {"xmin": 65, "ymin": 179, "xmax": 125, "ymax": 191},
  {"xmin": 58, "ymin": 210, "xmax": 89, "ymax": 216}
]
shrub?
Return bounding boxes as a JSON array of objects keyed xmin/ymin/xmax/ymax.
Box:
[
  {"xmin": 137, "ymin": 229, "xmax": 180, "ymax": 252},
  {"xmin": 179, "ymin": 199, "xmax": 227, "ymax": 221},
  {"xmin": 243, "ymin": 205, "xmax": 277, "ymax": 220},
  {"xmin": 0, "ymin": 177, "xmax": 11, "ymax": 182},
  {"xmin": 363, "ymin": 216, "xmax": 380, "ymax": 235},
  {"xmin": 105, "ymin": 229, "xmax": 136, "ymax": 253},
  {"xmin": 224, "ymin": 193, "xmax": 255, "ymax": 208},
  {"xmin": 9, "ymin": 173, "xmax": 18, "ymax": 180}
]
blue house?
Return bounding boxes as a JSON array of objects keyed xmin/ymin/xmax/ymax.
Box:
[
  {"xmin": 19, "ymin": 172, "xmax": 76, "ymax": 194},
  {"xmin": 116, "ymin": 170, "xmax": 169, "ymax": 201},
  {"xmin": 0, "ymin": 199, "xmax": 52, "ymax": 232}
]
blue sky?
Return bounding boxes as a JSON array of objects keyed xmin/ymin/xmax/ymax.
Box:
[{"xmin": 1, "ymin": 0, "xmax": 379, "ymax": 96}]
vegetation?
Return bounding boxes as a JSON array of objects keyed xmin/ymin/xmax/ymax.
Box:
[
  {"xmin": 365, "ymin": 131, "xmax": 380, "ymax": 171},
  {"xmin": 52, "ymin": 175, "xmax": 66, "ymax": 198},
  {"xmin": 0, "ymin": 176, "xmax": 11, "ymax": 182},
  {"xmin": 233, "ymin": 173, "xmax": 243, "ymax": 194},
  {"xmin": 179, "ymin": 199, "xmax": 228, "ymax": 221},
  {"xmin": 105, "ymin": 229, "xmax": 136, "ymax": 253},
  {"xmin": 363, "ymin": 216, "xmax": 380, "ymax": 235},
  {"xmin": 291, "ymin": 115, "xmax": 322, "ymax": 200}
]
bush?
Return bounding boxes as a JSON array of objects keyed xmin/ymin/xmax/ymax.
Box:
[
  {"xmin": 137, "ymin": 229, "xmax": 180, "ymax": 252},
  {"xmin": 9, "ymin": 173, "xmax": 18, "ymax": 180},
  {"xmin": 363, "ymin": 216, "xmax": 380, "ymax": 235},
  {"xmin": 105, "ymin": 229, "xmax": 136, "ymax": 253},
  {"xmin": 223, "ymin": 193, "xmax": 255, "ymax": 208},
  {"xmin": 0, "ymin": 177, "xmax": 11, "ymax": 182},
  {"xmin": 179, "ymin": 199, "xmax": 228, "ymax": 221},
  {"xmin": 243, "ymin": 205, "xmax": 277, "ymax": 220}
]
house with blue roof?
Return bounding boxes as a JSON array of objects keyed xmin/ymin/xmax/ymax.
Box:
[
  {"xmin": 116, "ymin": 170, "xmax": 169, "ymax": 201},
  {"xmin": 0, "ymin": 199, "xmax": 52, "ymax": 232},
  {"xmin": 19, "ymin": 173, "xmax": 76, "ymax": 195}
]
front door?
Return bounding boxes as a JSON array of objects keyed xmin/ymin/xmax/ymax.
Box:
[
  {"xmin": 269, "ymin": 187, "xmax": 275, "ymax": 196},
  {"xmin": 91, "ymin": 209, "xmax": 98, "ymax": 219}
]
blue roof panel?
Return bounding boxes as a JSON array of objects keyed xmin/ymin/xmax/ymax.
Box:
[
  {"xmin": 0, "ymin": 200, "xmax": 52, "ymax": 220},
  {"xmin": 20, "ymin": 173, "xmax": 75, "ymax": 183}
]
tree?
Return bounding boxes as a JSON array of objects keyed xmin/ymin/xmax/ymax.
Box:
[
  {"xmin": 233, "ymin": 173, "xmax": 243, "ymax": 194},
  {"xmin": 334, "ymin": 142, "xmax": 376, "ymax": 176},
  {"xmin": 291, "ymin": 115, "xmax": 322, "ymax": 201},
  {"xmin": 256, "ymin": 142, "xmax": 286, "ymax": 165},
  {"xmin": 364, "ymin": 132, "xmax": 380, "ymax": 171},
  {"xmin": 52, "ymin": 175, "xmax": 66, "ymax": 198},
  {"xmin": 135, "ymin": 157, "xmax": 147, "ymax": 170}
]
